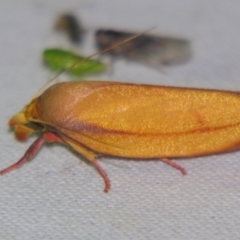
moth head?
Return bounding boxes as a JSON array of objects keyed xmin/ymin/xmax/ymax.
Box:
[{"xmin": 8, "ymin": 98, "xmax": 39, "ymax": 141}]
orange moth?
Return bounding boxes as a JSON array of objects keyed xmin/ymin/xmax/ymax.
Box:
[
  {"xmin": 2, "ymin": 82, "xmax": 240, "ymax": 192},
  {"xmin": 1, "ymin": 30, "xmax": 239, "ymax": 192}
]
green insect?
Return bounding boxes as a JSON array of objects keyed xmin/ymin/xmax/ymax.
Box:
[{"xmin": 43, "ymin": 48, "xmax": 106, "ymax": 77}]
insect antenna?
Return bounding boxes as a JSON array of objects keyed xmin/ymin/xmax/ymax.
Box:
[{"xmin": 35, "ymin": 27, "xmax": 155, "ymax": 97}]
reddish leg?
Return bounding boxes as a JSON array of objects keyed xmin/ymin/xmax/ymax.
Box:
[
  {"xmin": 161, "ymin": 158, "xmax": 187, "ymax": 175},
  {"xmin": 92, "ymin": 157, "xmax": 185, "ymax": 192},
  {"xmin": 0, "ymin": 132, "xmax": 64, "ymax": 175},
  {"xmin": 92, "ymin": 159, "xmax": 111, "ymax": 193}
]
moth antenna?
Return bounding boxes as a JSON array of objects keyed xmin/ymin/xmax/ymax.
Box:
[{"xmin": 35, "ymin": 27, "xmax": 155, "ymax": 96}]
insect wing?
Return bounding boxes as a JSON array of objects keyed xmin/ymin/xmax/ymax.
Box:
[{"xmin": 36, "ymin": 82, "xmax": 240, "ymax": 158}]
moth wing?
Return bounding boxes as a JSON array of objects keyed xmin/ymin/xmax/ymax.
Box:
[{"xmin": 38, "ymin": 82, "xmax": 240, "ymax": 157}]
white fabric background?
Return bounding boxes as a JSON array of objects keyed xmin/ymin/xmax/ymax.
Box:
[{"xmin": 1, "ymin": 0, "xmax": 240, "ymax": 239}]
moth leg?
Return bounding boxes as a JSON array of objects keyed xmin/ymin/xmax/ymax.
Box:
[
  {"xmin": 92, "ymin": 159, "xmax": 110, "ymax": 193},
  {"xmin": 62, "ymin": 136, "xmax": 111, "ymax": 193},
  {"xmin": 160, "ymin": 158, "xmax": 186, "ymax": 175},
  {"xmin": 0, "ymin": 132, "xmax": 64, "ymax": 175}
]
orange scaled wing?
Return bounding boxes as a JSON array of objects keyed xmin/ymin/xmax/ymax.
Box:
[{"xmin": 36, "ymin": 81, "xmax": 240, "ymax": 158}]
